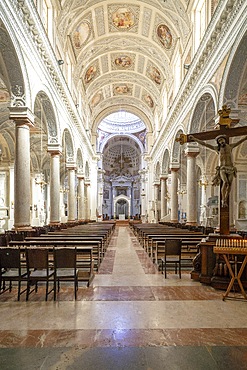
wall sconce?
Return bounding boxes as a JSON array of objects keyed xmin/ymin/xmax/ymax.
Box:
[
  {"xmin": 184, "ymin": 64, "xmax": 190, "ymax": 70},
  {"xmin": 75, "ymin": 104, "xmax": 79, "ymax": 108},
  {"xmin": 58, "ymin": 60, "xmax": 64, "ymax": 65}
]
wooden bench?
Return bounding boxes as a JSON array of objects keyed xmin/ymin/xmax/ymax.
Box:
[
  {"xmin": 9, "ymin": 240, "xmax": 95, "ymax": 286},
  {"xmin": 26, "ymin": 235, "xmax": 104, "ymax": 269}
]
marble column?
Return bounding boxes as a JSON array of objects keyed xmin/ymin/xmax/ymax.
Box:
[
  {"xmin": 170, "ymin": 163, "xmax": 180, "ymax": 223},
  {"xmin": 77, "ymin": 174, "xmax": 85, "ymax": 220},
  {"xmin": 9, "ymin": 107, "xmax": 34, "ymax": 230},
  {"xmin": 153, "ymin": 181, "xmax": 160, "ymax": 223},
  {"xmin": 67, "ymin": 164, "xmax": 76, "ymax": 222},
  {"xmin": 8, "ymin": 165, "xmax": 14, "ymax": 230},
  {"xmin": 199, "ymin": 175, "xmax": 208, "ymax": 227},
  {"xmin": 139, "ymin": 168, "xmax": 148, "ymax": 222},
  {"xmin": 112, "ymin": 186, "xmax": 117, "ymax": 218},
  {"xmin": 84, "ymin": 180, "xmax": 91, "ymax": 220},
  {"xmin": 185, "ymin": 144, "xmax": 200, "ymax": 225},
  {"xmin": 97, "ymin": 169, "xmax": 104, "ymax": 220},
  {"xmin": 48, "ymin": 147, "xmax": 61, "ymax": 225},
  {"xmin": 160, "ymin": 174, "xmax": 168, "ymax": 219}
]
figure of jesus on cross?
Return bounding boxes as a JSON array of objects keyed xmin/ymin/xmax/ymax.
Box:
[
  {"xmin": 176, "ymin": 105, "xmax": 247, "ymax": 235},
  {"xmin": 189, "ymin": 133, "xmax": 247, "ymax": 208}
]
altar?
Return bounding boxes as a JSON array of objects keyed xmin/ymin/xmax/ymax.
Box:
[{"xmin": 119, "ymin": 214, "xmax": 125, "ymax": 220}]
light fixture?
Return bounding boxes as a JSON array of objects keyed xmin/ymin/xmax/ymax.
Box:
[
  {"xmin": 58, "ymin": 60, "xmax": 64, "ymax": 65},
  {"xmin": 184, "ymin": 64, "xmax": 190, "ymax": 70}
]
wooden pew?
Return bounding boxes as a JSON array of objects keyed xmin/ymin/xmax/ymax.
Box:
[
  {"xmin": 26, "ymin": 235, "xmax": 104, "ymax": 268},
  {"xmin": 9, "ymin": 240, "xmax": 95, "ymax": 286}
]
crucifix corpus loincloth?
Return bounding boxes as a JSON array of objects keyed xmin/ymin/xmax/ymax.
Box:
[{"xmin": 176, "ymin": 106, "xmax": 247, "ymax": 235}]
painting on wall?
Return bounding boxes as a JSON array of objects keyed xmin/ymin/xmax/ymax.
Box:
[
  {"xmin": 148, "ymin": 66, "xmax": 161, "ymax": 85},
  {"xmin": 103, "ymin": 189, "xmax": 110, "ymax": 199},
  {"xmin": 90, "ymin": 92, "xmax": 103, "ymax": 107},
  {"xmin": 114, "ymin": 84, "xmax": 130, "ymax": 95},
  {"xmin": 84, "ymin": 65, "xmax": 97, "ymax": 84},
  {"xmin": 157, "ymin": 24, "xmax": 172, "ymax": 49},
  {"xmin": 138, "ymin": 131, "xmax": 146, "ymax": 145},
  {"xmin": 0, "ymin": 89, "xmax": 10, "ymax": 102},
  {"xmin": 114, "ymin": 55, "xmax": 132, "ymax": 68},
  {"xmin": 72, "ymin": 22, "xmax": 90, "ymax": 49},
  {"xmin": 134, "ymin": 189, "xmax": 140, "ymax": 199},
  {"xmin": 112, "ymin": 7, "xmax": 135, "ymax": 29},
  {"xmin": 144, "ymin": 94, "xmax": 154, "ymax": 108},
  {"xmin": 239, "ymin": 93, "xmax": 247, "ymax": 105}
]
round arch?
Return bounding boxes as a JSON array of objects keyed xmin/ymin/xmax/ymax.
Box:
[
  {"xmin": 113, "ymin": 194, "xmax": 131, "ymax": 219},
  {"xmin": 92, "ymin": 105, "xmax": 153, "ymax": 135},
  {"xmin": 219, "ymin": 29, "xmax": 247, "ymax": 110},
  {"xmin": 171, "ymin": 129, "xmax": 183, "ymax": 164},
  {"xmin": 99, "ymin": 133, "xmax": 146, "ymax": 155},
  {"xmin": 161, "ymin": 149, "xmax": 170, "ymax": 174},
  {"xmin": 188, "ymin": 92, "xmax": 216, "ymax": 134},
  {"xmin": 0, "ymin": 13, "xmax": 28, "ymax": 107}
]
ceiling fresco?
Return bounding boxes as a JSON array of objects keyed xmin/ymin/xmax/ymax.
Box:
[{"xmin": 57, "ymin": 0, "xmax": 191, "ymax": 127}]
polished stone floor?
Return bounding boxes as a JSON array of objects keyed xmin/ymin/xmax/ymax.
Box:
[{"xmin": 1, "ymin": 226, "xmax": 247, "ymax": 369}]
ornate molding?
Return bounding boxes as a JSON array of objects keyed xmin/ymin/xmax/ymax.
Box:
[
  {"xmin": 13, "ymin": 0, "xmax": 93, "ymax": 153},
  {"xmin": 155, "ymin": 0, "xmax": 245, "ymax": 151}
]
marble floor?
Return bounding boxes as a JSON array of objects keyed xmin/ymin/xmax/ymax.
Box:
[{"xmin": 1, "ymin": 226, "xmax": 247, "ymax": 370}]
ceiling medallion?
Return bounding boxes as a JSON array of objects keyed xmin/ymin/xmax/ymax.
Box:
[
  {"xmin": 84, "ymin": 65, "xmax": 97, "ymax": 84},
  {"xmin": 72, "ymin": 21, "xmax": 91, "ymax": 49},
  {"xmin": 112, "ymin": 7, "xmax": 136, "ymax": 30},
  {"xmin": 114, "ymin": 55, "xmax": 132, "ymax": 68},
  {"xmin": 157, "ymin": 24, "xmax": 172, "ymax": 50},
  {"xmin": 148, "ymin": 66, "xmax": 161, "ymax": 85}
]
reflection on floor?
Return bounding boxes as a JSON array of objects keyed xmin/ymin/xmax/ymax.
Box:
[{"xmin": 1, "ymin": 226, "xmax": 247, "ymax": 370}]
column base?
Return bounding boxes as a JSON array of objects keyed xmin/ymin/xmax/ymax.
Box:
[
  {"xmin": 49, "ymin": 221, "xmax": 61, "ymax": 226},
  {"xmin": 12, "ymin": 225, "xmax": 33, "ymax": 231}
]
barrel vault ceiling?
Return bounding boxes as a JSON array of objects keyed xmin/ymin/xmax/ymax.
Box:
[{"xmin": 57, "ymin": 0, "xmax": 191, "ymax": 129}]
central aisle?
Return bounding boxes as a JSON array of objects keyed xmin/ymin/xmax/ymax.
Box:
[{"xmin": 1, "ymin": 225, "xmax": 247, "ymax": 369}]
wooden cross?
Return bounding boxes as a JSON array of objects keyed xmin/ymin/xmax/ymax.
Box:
[{"xmin": 176, "ymin": 106, "xmax": 247, "ymax": 235}]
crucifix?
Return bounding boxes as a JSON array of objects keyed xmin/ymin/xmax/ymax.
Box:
[{"xmin": 176, "ymin": 105, "xmax": 247, "ymax": 235}]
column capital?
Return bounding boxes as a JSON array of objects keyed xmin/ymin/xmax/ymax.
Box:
[
  {"xmin": 184, "ymin": 143, "xmax": 200, "ymax": 157},
  {"xmin": 9, "ymin": 106, "xmax": 34, "ymax": 127},
  {"xmin": 47, "ymin": 143, "xmax": 62, "ymax": 155},
  {"xmin": 153, "ymin": 181, "xmax": 160, "ymax": 187},
  {"xmin": 170, "ymin": 162, "xmax": 180, "ymax": 171},
  {"xmin": 77, "ymin": 172, "xmax": 85, "ymax": 180},
  {"xmin": 66, "ymin": 162, "xmax": 77, "ymax": 170},
  {"xmin": 160, "ymin": 173, "xmax": 168, "ymax": 180}
]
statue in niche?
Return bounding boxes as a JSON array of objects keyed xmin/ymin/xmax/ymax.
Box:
[{"xmin": 239, "ymin": 200, "xmax": 247, "ymax": 219}]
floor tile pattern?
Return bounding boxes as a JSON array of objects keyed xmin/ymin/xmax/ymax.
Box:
[{"xmin": 1, "ymin": 225, "xmax": 247, "ymax": 369}]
